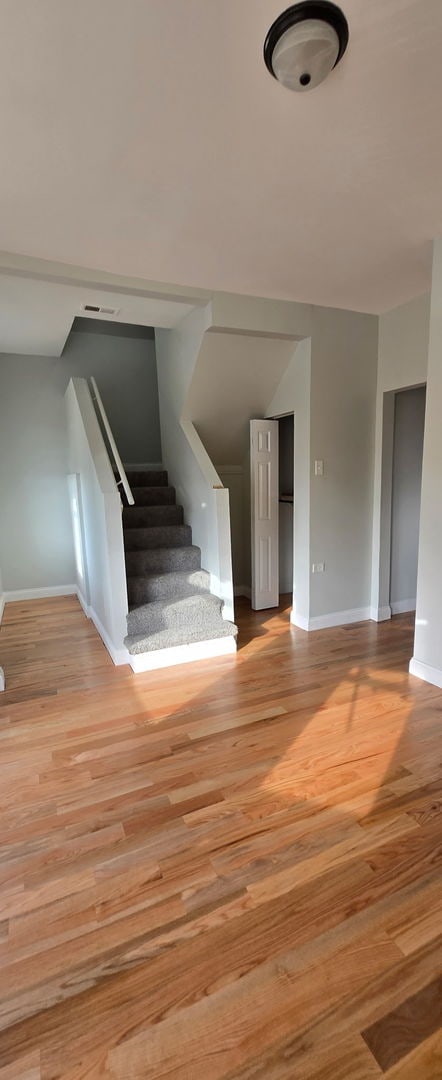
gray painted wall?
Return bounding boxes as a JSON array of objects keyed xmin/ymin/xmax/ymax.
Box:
[
  {"xmin": 390, "ymin": 386, "xmax": 426, "ymax": 609},
  {"xmin": 0, "ymin": 353, "xmax": 76, "ymax": 590},
  {"xmin": 63, "ymin": 320, "xmax": 161, "ymax": 463},
  {"xmin": 0, "ymin": 322, "xmax": 161, "ymax": 591},
  {"xmin": 309, "ymin": 308, "xmax": 379, "ymax": 618}
]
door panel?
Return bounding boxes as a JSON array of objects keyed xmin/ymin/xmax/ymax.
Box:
[{"xmin": 250, "ymin": 419, "xmax": 279, "ymax": 610}]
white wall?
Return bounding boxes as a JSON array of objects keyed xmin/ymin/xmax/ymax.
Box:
[
  {"xmin": 390, "ymin": 387, "xmax": 426, "ymax": 612},
  {"xmin": 0, "ymin": 353, "xmax": 76, "ymax": 591},
  {"xmin": 411, "ymin": 241, "xmax": 442, "ymax": 685},
  {"xmin": 371, "ymin": 293, "xmax": 430, "ymax": 618}
]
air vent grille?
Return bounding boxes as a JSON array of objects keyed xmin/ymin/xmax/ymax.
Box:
[{"xmin": 81, "ymin": 303, "xmax": 120, "ymax": 317}]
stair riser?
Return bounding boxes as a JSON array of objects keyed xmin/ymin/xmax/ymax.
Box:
[
  {"xmin": 127, "ymin": 571, "xmax": 211, "ymax": 606},
  {"xmin": 124, "ymin": 525, "xmax": 192, "ymax": 551},
  {"xmin": 126, "ymin": 470, "xmax": 168, "ymax": 487},
  {"xmin": 132, "ymin": 487, "xmax": 176, "ymax": 506},
  {"xmin": 125, "ymin": 546, "xmax": 202, "ymax": 575},
  {"xmin": 125, "ymin": 621, "xmax": 237, "ymax": 654},
  {"xmin": 123, "ymin": 506, "xmax": 183, "ymax": 528}
]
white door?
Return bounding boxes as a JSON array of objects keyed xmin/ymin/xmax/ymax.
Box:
[{"xmin": 250, "ymin": 419, "xmax": 279, "ymax": 610}]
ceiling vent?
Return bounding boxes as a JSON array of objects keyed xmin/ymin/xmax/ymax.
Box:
[{"xmin": 81, "ymin": 303, "xmax": 120, "ymax": 317}]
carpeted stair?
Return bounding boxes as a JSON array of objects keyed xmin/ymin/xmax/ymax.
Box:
[{"xmin": 122, "ymin": 469, "xmax": 237, "ymax": 655}]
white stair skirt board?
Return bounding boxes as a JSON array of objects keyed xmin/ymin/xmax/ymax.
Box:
[
  {"xmin": 409, "ymin": 657, "xmax": 442, "ymax": 689},
  {"xmin": 129, "ymin": 635, "xmax": 237, "ymax": 673},
  {"xmin": 76, "ymin": 590, "xmax": 130, "ymax": 667},
  {"xmin": 370, "ymin": 605, "xmax": 392, "ymax": 622},
  {"xmin": 390, "ymin": 598, "xmax": 416, "ymax": 615},
  {"xmin": 291, "ymin": 607, "xmax": 371, "ymax": 631},
  {"xmin": 0, "ymin": 667, "xmax": 4, "ymax": 692}
]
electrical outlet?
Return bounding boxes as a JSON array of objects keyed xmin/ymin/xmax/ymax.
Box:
[
  {"xmin": 314, "ymin": 460, "xmax": 324, "ymax": 476},
  {"xmin": 312, "ymin": 562, "xmax": 325, "ymax": 573}
]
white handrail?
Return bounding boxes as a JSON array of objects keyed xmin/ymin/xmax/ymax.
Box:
[{"xmin": 89, "ymin": 377, "xmax": 134, "ymax": 506}]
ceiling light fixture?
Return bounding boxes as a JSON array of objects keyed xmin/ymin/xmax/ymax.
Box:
[{"xmin": 264, "ymin": 1, "xmax": 349, "ymax": 92}]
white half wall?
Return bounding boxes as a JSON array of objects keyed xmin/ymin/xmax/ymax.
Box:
[
  {"xmin": 412, "ymin": 241, "xmax": 442, "ymax": 685},
  {"xmin": 155, "ymin": 306, "xmax": 234, "ymax": 621},
  {"xmin": 65, "ymin": 378, "xmax": 129, "ymax": 664}
]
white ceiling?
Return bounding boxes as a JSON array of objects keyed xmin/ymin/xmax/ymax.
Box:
[
  {"xmin": 0, "ymin": 273, "xmax": 194, "ymax": 355},
  {"xmin": 0, "ymin": 0, "xmax": 441, "ymax": 313}
]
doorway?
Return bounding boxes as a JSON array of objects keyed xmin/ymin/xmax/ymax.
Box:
[
  {"xmin": 278, "ymin": 414, "xmax": 294, "ymax": 597},
  {"xmin": 389, "ymin": 386, "xmax": 426, "ymax": 616}
]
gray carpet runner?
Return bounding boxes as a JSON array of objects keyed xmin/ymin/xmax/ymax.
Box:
[{"xmin": 122, "ymin": 469, "xmax": 237, "ymax": 654}]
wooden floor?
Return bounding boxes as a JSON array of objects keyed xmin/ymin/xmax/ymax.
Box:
[{"xmin": 0, "ymin": 596, "xmax": 441, "ymax": 1079}]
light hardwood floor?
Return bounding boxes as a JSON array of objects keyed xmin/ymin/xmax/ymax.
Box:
[{"xmin": 0, "ymin": 595, "xmax": 440, "ymax": 1079}]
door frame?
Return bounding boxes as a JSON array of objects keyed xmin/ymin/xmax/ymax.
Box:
[{"xmin": 371, "ymin": 382, "xmax": 426, "ymax": 622}]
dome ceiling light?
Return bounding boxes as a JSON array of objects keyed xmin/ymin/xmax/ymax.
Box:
[{"xmin": 264, "ymin": 1, "xmax": 349, "ymax": 92}]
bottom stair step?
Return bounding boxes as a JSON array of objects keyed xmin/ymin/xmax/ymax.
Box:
[
  {"xmin": 127, "ymin": 592, "xmax": 223, "ymax": 635},
  {"xmin": 125, "ymin": 619, "xmax": 237, "ymax": 655}
]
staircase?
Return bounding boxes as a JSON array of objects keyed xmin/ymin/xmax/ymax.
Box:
[{"xmin": 122, "ymin": 469, "xmax": 238, "ymax": 659}]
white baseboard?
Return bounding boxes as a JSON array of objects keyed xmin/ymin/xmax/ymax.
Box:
[
  {"xmin": 0, "ymin": 594, "xmax": 5, "ymax": 625},
  {"xmin": 234, "ymin": 585, "xmax": 251, "ymax": 599},
  {"xmin": 409, "ymin": 656, "xmax": 442, "ymax": 689},
  {"xmin": 3, "ymin": 584, "xmax": 77, "ymax": 603},
  {"xmin": 0, "ymin": 666, "xmax": 4, "ymax": 692},
  {"xmin": 370, "ymin": 605, "xmax": 391, "ymax": 622},
  {"xmin": 291, "ymin": 606, "xmax": 371, "ymax": 632},
  {"xmin": 391, "ymin": 598, "xmax": 416, "ymax": 615},
  {"xmin": 129, "ymin": 635, "xmax": 237, "ymax": 673},
  {"xmin": 290, "ymin": 610, "xmax": 309, "ymax": 630},
  {"xmin": 76, "ymin": 589, "xmax": 130, "ymax": 667}
]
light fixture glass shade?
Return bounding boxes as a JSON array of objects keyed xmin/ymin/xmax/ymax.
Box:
[{"xmin": 271, "ymin": 17, "xmax": 340, "ymax": 90}]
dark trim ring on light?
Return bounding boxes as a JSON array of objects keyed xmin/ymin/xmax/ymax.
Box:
[{"xmin": 264, "ymin": 1, "xmax": 349, "ymax": 80}]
